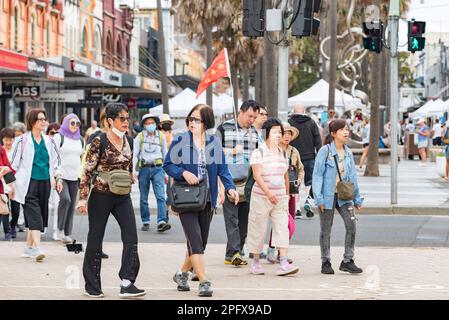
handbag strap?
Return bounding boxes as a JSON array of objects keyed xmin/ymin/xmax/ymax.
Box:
[{"xmin": 333, "ymin": 151, "xmax": 343, "ymax": 183}]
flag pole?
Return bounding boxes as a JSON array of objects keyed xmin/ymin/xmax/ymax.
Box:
[{"xmin": 223, "ymin": 48, "xmax": 239, "ymax": 130}]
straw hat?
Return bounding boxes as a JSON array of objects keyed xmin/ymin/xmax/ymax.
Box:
[
  {"xmin": 282, "ymin": 122, "xmax": 299, "ymax": 140},
  {"xmin": 159, "ymin": 113, "xmax": 174, "ymax": 125}
]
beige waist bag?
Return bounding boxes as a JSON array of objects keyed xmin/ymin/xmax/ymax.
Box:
[{"xmin": 99, "ymin": 170, "xmax": 132, "ymax": 195}]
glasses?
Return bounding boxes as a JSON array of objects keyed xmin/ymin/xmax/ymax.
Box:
[
  {"xmin": 118, "ymin": 116, "xmax": 130, "ymax": 123},
  {"xmin": 37, "ymin": 117, "xmax": 47, "ymax": 122},
  {"xmin": 70, "ymin": 121, "xmax": 81, "ymax": 127},
  {"xmin": 187, "ymin": 116, "xmax": 203, "ymax": 124}
]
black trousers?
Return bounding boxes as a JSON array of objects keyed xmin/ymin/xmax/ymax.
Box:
[
  {"xmin": 178, "ymin": 202, "xmax": 213, "ymax": 256},
  {"xmin": 83, "ymin": 191, "xmax": 140, "ymax": 294},
  {"xmin": 23, "ymin": 179, "xmax": 51, "ymax": 232},
  {"xmin": 0, "ymin": 214, "xmax": 10, "ymax": 234},
  {"xmin": 223, "ymin": 198, "xmax": 249, "ymax": 259},
  {"xmin": 10, "ymin": 200, "xmax": 20, "ymax": 229}
]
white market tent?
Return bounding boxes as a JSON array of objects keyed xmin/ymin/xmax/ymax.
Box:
[
  {"xmin": 288, "ymin": 79, "xmax": 364, "ymax": 111},
  {"xmin": 411, "ymin": 99, "xmax": 446, "ymax": 118},
  {"xmin": 151, "ymin": 88, "xmax": 239, "ymax": 118}
]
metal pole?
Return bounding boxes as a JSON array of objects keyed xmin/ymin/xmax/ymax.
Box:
[
  {"xmin": 389, "ymin": 0, "xmax": 400, "ymax": 205},
  {"xmin": 277, "ymin": 0, "xmax": 289, "ymax": 121}
]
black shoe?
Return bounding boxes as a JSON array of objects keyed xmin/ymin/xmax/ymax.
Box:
[
  {"xmin": 173, "ymin": 271, "xmax": 190, "ymax": 291},
  {"xmin": 101, "ymin": 252, "xmax": 109, "ymax": 259},
  {"xmin": 157, "ymin": 222, "xmax": 171, "ymax": 233},
  {"xmin": 141, "ymin": 224, "xmax": 150, "ymax": 232},
  {"xmin": 17, "ymin": 224, "xmax": 25, "ymax": 232},
  {"xmin": 306, "ymin": 210, "xmax": 314, "ymax": 218},
  {"xmin": 295, "ymin": 209, "xmax": 302, "ymax": 219},
  {"xmin": 339, "ymin": 259, "xmax": 363, "ymax": 274},
  {"xmin": 84, "ymin": 291, "xmax": 105, "ymax": 298},
  {"xmin": 321, "ymin": 260, "xmax": 335, "ymax": 274},
  {"xmin": 198, "ymin": 281, "xmax": 213, "ymax": 297},
  {"xmin": 119, "ymin": 283, "xmax": 146, "ymax": 299}
]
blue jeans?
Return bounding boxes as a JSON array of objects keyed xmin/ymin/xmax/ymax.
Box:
[{"xmin": 138, "ymin": 166, "xmax": 167, "ymax": 224}]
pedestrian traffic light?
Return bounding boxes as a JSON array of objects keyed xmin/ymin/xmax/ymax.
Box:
[
  {"xmin": 408, "ymin": 20, "xmax": 426, "ymax": 53},
  {"xmin": 362, "ymin": 21, "xmax": 384, "ymax": 53},
  {"xmin": 291, "ymin": 0, "xmax": 321, "ymax": 38},
  {"xmin": 243, "ymin": 0, "xmax": 265, "ymax": 38}
]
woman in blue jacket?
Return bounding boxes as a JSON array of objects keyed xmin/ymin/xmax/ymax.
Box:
[
  {"xmin": 163, "ymin": 104, "xmax": 238, "ymax": 297},
  {"xmin": 312, "ymin": 119, "xmax": 363, "ymax": 275}
]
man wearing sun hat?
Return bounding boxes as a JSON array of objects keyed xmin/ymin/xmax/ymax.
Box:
[{"xmin": 133, "ymin": 113, "xmax": 171, "ymax": 233}]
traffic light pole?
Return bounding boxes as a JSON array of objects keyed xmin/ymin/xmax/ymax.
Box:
[
  {"xmin": 389, "ymin": 0, "xmax": 399, "ymax": 205},
  {"xmin": 278, "ymin": 0, "xmax": 289, "ymax": 122}
]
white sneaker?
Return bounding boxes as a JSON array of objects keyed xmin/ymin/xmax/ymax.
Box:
[
  {"xmin": 33, "ymin": 248, "xmax": 45, "ymax": 262},
  {"xmin": 52, "ymin": 231, "xmax": 60, "ymax": 241},
  {"xmin": 62, "ymin": 235, "xmax": 73, "ymax": 244},
  {"xmin": 22, "ymin": 247, "xmax": 34, "ymax": 258}
]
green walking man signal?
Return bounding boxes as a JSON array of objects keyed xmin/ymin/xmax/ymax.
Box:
[{"xmin": 362, "ymin": 21, "xmax": 383, "ymax": 54}]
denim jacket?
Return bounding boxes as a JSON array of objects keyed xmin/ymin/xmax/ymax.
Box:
[{"xmin": 312, "ymin": 142, "xmax": 363, "ymax": 210}]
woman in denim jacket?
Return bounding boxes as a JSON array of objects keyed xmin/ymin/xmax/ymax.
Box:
[{"xmin": 312, "ymin": 119, "xmax": 363, "ymax": 275}]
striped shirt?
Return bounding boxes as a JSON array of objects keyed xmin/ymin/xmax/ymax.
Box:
[
  {"xmin": 250, "ymin": 143, "xmax": 288, "ymax": 199},
  {"xmin": 216, "ymin": 119, "xmax": 259, "ymax": 164}
]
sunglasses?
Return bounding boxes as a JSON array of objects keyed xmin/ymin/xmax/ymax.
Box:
[
  {"xmin": 70, "ymin": 121, "xmax": 81, "ymax": 127},
  {"xmin": 118, "ymin": 116, "xmax": 130, "ymax": 123},
  {"xmin": 187, "ymin": 116, "xmax": 203, "ymax": 124}
]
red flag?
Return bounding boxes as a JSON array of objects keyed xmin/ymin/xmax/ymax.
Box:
[{"xmin": 196, "ymin": 48, "xmax": 231, "ymax": 98}]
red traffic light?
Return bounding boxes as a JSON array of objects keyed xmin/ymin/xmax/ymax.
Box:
[{"xmin": 409, "ymin": 21, "xmax": 426, "ymax": 36}]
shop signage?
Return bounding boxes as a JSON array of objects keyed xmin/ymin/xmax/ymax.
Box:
[
  {"xmin": 13, "ymin": 86, "xmax": 40, "ymax": 98},
  {"xmin": 40, "ymin": 92, "xmax": 82, "ymax": 102},
  {"xmin": 70, "ymin": 60, "xmax": 89, "ymax": 75},
  {"xmin": 1, "ymin": 85, "xmax": 13, "ymax": 98},
  {"xmin": 47, "ymin": 64, "xmax": 65, "ymax": 81},
  {"xmin": 66, "ymin": 96, "xmax": 103, "ymax": 108},
  {"xmin": 0, "ymin": 49, "xmax": 28, "ymax": 72},
  {"xmin": 103, "ymin": 69, "xmax": 122, "ymax": 86},
  {"xmin": 136, "ymin": 98, "xmax": 161, "ymax": 109},
  {"xmin": 142, "ymin": 78, "xmax": 161, "ymax": 93},
  {"xmin": 28, "ymin": 58, "xmax": 47, "ymax": 77},
  {"xmin": 127, "ymin": 98, "xmax": 136, "ymax": 109},
  {"xmin": 91, "ymin": 64, "xmax": 105, "ymax": 81}
]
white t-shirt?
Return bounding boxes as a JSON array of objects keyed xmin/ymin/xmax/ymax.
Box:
[
  {"xmin": 53, "ymin": 134, "xmax": 84, "ymax": 181},
  {"xmin": 250, "ymin": 143, "xmax": 288, "ymax": 199},
  {"xmin": 432, "ymin": 124, "xmax": 443, "ymax": 139}
]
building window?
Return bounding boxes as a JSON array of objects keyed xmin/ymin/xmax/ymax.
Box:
[
  {"xmin": 31, "ymin": 15, "xmax": 35, "ymax": 55},
  {"xmin": 106, "ymin": 32, "xmax": 112, "ymax": 65},
  {"xmin": 14, "ymin": 6, "xmax": 18, "ymax": 50},
  {"xmin": 94, "ymin": 28, "xmax": 102, "ymax": 63},
  {"xmin": 46, "ymin": 20, "xmax": 51, "ymax": 56},
  {"xmin": 116, "ymin": 39, "xmax": 122, "ymax": 68},
  {"xmin": 81, "ymin": 26, "xmax": 88, "ymax": 57}
]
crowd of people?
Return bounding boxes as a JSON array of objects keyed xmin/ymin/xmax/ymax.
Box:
[{"xmin": 0, "ymin": 100, "xmax": 366, "ymax": 299}]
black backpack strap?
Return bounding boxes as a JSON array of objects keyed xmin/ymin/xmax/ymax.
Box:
[
  {"xmin": 60, "ymin": 134, "xmax": 64, "ymax": 148},
  {"xmin": 80, "ymin": 137, "xmax": 85, "ymax": 149},
  {"xmin": 126, "ymin": 135, "xmax": 134, "ymax": 152}
]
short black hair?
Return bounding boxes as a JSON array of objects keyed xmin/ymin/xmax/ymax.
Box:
[
  {"xmin": 105, "ymin": 102, "xmax": 128, "ymax": 120},
  {"xmin": 240, "ymin": 100, "xmax": 262, "ymax": 113},
  {"xmin": 0, "ymin": 128, "xmax": 15, "ymax": 142},
  {"xmin": 186, "ymin": 104, "xmax": 215, "ymax": 130},
  {"xmin": 262, "ymin": 118, "xmax": 284, "ymax": 140},
  {"xmin": 46, "ymin": 123, "xmax": 61, "ymax": 135}
]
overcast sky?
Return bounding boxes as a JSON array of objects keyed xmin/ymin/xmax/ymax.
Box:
[{"xmin": 407, "ymin": 0, "xmax": 449, "ymax": 33}]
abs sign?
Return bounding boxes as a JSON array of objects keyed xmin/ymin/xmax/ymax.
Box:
[{"xmin": 13, "ymin": 86, "xmax": 40, "ymax": 98}]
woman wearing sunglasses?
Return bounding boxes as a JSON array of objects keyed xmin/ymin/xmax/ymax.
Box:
[
  {"xmin": 77, "ymin": 103, "xmax": 145, "ymax": 299},
  {"xmin": 46, "ymin": 123, "xmax": 61, "ymax": 240},
  {"xmin": 10, "ymin": 109, "xmax": 63, "ymax": 262},
  {"xmin": 52, "ymin": 114, "xmax": 84, "ymax": 243},
  {"xmin": 164, "ymin": 104, "xmax": 238, "ymax": 297}
]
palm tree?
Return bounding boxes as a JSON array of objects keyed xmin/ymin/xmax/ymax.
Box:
[{"xmin": 174, "ymin": 0, "xmax": 234, "ymax": 107}]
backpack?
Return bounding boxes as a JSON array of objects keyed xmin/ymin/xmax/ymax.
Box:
[
  {"xmin": 136, "ymin": 131, "xmax": 163, "ymax": 168},
  {"xmin": 59, "ymin": 134, "xmax": 85, "ymax": 150}
]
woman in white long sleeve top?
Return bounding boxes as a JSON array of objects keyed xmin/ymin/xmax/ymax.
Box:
[{"xmin": 10, "ymin": 109, "xmax": 63, "ymax": 262}]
